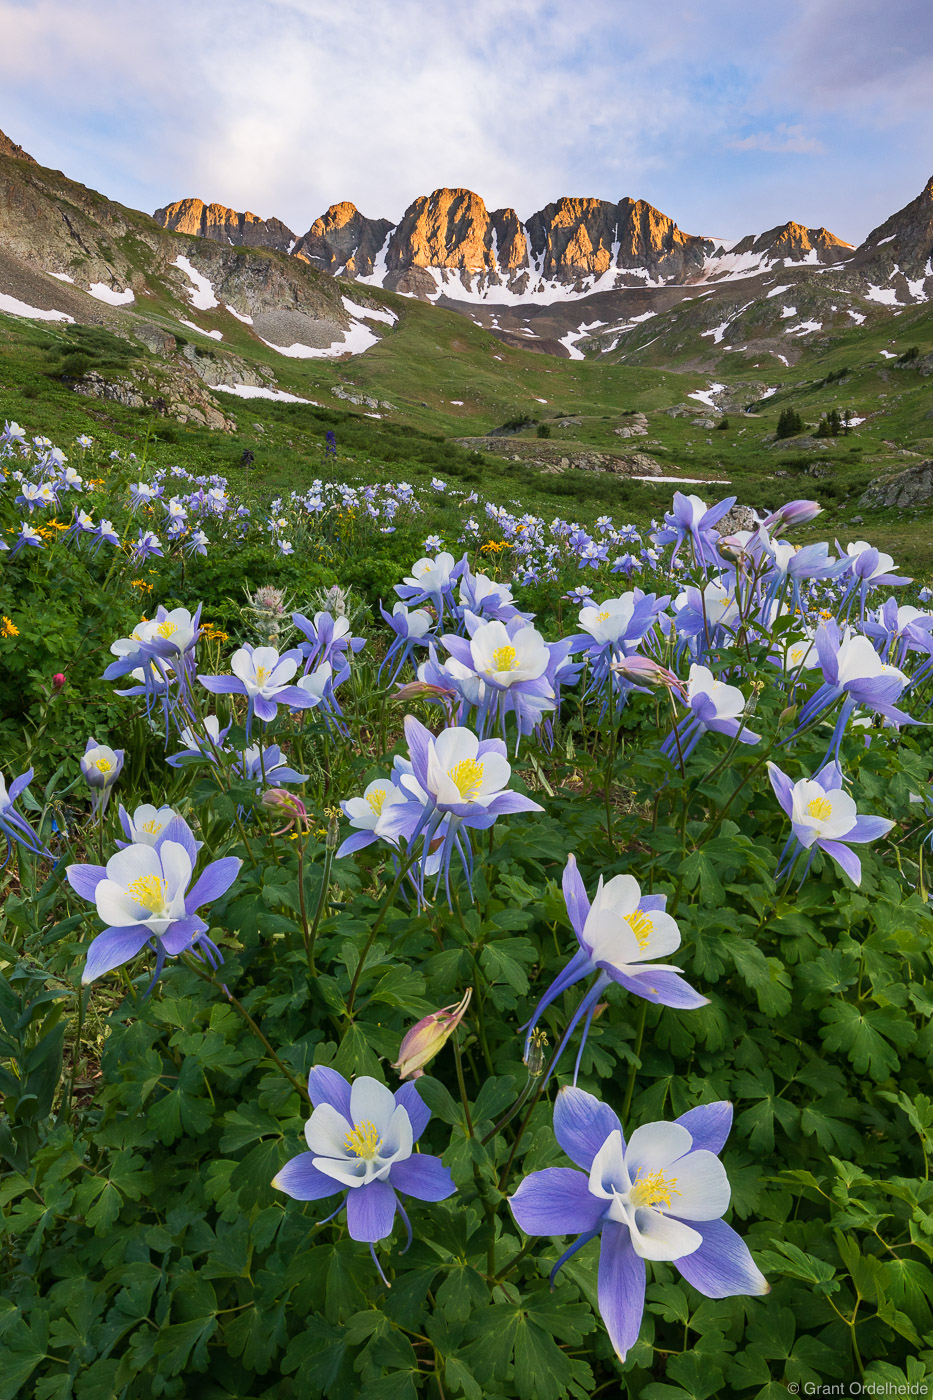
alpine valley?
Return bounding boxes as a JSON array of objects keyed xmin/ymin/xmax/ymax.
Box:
[{"xmin": 1, "ymin": 125, "xmax": 932, "ymax": 567}]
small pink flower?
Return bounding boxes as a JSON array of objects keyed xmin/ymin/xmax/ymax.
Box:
[{"xmin": 52, "ymin": 673, "xmax": 66, "ymax": 691}]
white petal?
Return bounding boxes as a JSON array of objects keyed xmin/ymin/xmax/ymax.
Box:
[
  {"xmin": 638, "ymin": 910, "xmax": 682, "ymax": 960},
  {"xmin": 625, "ymin": 1121, "xmax": 694, "ymax": 1174},
  {"xmin": 105, "ymin": 843, "xmax": 162, "ymax": 887},
  {"xmin": 158, "ymin": 840, "xmax": 193, "ymax": 903},
  {"xmin": 378, "ymin": 1105, "xmax": 413, "ymax": 1163},
  {"xmin": 586, "ymin": 910, "xmax": 644, "ymax": 968},
  {"xmin": 312, "ymin": 1154, "xmax": 369, "ymax": 1186},
  {"xmin": 95, "ymin": 879, "xmax": 148, "ymax": 928},
  {"xmin": 590, "ymin": 873, "xmax": 639, "ymax": 920},
  {"xmin": 349, "ymin": 1077, "xmax": 397, "ymax": 1136},
  {"xmin": 665, "ymin": 1150, "xmax": 731, "ymax": 1221},
  {"xmin": 588, "ymin": 1129, "xmax": 630, "ymax": 1199},
  {"xmin": 432, "ymin": 727, "xmax": 479, "ymax": 769},
  {"xmin": 629, "ymin": 1208, "xmax": 703, "ymax": 1261},
  {"xmin": 305, "ymin": 1102, "xmax": 353, "ymax": 1156}
]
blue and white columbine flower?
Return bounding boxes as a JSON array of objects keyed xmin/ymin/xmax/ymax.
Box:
[
  {"xmin": 767, "ymin": 760, "xmax": 894, "ymax": 887},
  {"xmin": 510, "ymin": 1089, "xmax": 768, "ymax": 1362},
  {"xmin": 199, "ymin": 644, "xmax": 313, "ymax": 726},
  {"xmin": 272, "ymin": 1068, "xmax": 455, "ymax": 1279},
  {"xmin": 523, "ymin": 856, "xmax": 706, "ymax": 1079},
  {"xmin": 66, "ymin": 816, "xmax": 240, "ymax": 986},
  {"xmin": 0, "ymin": 769, "xmax": 51, "ymax": 863}
]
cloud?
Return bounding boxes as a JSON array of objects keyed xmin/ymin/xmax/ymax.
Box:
[
  {"xmin": 729, "ymin": 123, "xmax": 825, "ymax": 155},
  {"xmin": 0, "ymin": 0, "xmax": 929, "ymax": 243}
]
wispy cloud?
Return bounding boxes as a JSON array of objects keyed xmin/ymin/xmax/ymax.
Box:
[
  {"xmin": 729, "ymin": 124, "xmax": 825, "ymax": 155},
  {"xmin": 0, "ymin": 0, "xmax": 930, "ymax": 242}
]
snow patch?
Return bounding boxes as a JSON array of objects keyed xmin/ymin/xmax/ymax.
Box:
[
  {"xmin": 635, "ymin": 475, "xmax": 731, "ymax": 484},
  {"xmin": 226, "ymin": 305, "xmax": 254, "ymax": 325},
  {"xmin": 88, "ymin": 282, "xmax": 134, "ymax": 306},
  {"xmin": 450, "ymin": 400, "xmax": 464, "ymax": 405},
  {"xmin": 50, "ymin": 272, "xmax": 74, "ymax": 283},
  {"xmin": 767, "ymin": 284, "xmax": 793, "ymax": 298},
  {"xmin": 865, "ymin": 284, "xmax": 900, "ymax": 306},
  {"xmin": 213, "ymin": 383, "xmax": 316, "ymax": 404},
  {"xmin": 688, "ymin": 383, "xmax": 726, "ymax": 408},
  {"xmin": 847, "ymin": 310, "xmax": 866, "ymax": 324},
  {"xmin": 0, "ymin": 292, "xmax": 74, "ymax": 322},
  {"xmin": 786, "ymin": 320, "xmax": 823, "ymax": 335},
  {"xmin": 261, "ymin": 319, "xmax": 380, "ymax": 359},
  {"xmin": 341, "ymin": 295, "xmax": 397, "ymax": 325},
  {"xmin": 781, "ymin": 305, "xmax": 797, "ymax": 319},
  {"xmin": 173, "ymin": 255, "xmax": 218, "ymax": 310},
  {"xmin": 180, "ymin": 319, "xmax": 223, "ymax": 341},
  {"xmin": 879, "ymin": 349, "xmax": 897, "ymax": 359},
  {"xmin": 875, "ymin": 234, "xmax": 896, "ymax": 246}
]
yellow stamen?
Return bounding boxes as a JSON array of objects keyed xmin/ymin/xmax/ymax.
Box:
[
  {"xmin": 345, "ymin": 1121, "xmax": 381, "ymax": 1160},
  {"xmin": 156, "ymin": 620, "xmax": 177, "ymax": 638},
  {"xmin": 596, "ymin": 609, "xmax": 610, "ymax": 622},
  {"xmin": 141, "ymin": 819, "xmax": 164, "ymax": 834},
  {"xmin": 127, "ymin": 875, "xmax": 167, "ymax": 912},
  {"xmin": 448, "ymin": 758, "xmax": 484, "ymax": 801},
  {"xmin": 631, "ymin": 1168, "xmax": 679, "ymax": 1210},
  {"xmin": 807, "ymin": 796, "xmax": 833, "ymax": 821},
  {"xmin": 255, "ymin": 666, "xmax": 270, "ymax": 686},
  {"xmin": 491, "ymin": 645, "xmax": 517, "ymax": 672},
  {"xmin": 95, "ymin": 758, "xmax": 113, "ymax": 773},
  {"xmin": 623, "ymin": 909, "xmax": 653, "ymax": 950},
  {"xmin": 367, "ymin": 787, "xmax": 387, "ymax": 815}
]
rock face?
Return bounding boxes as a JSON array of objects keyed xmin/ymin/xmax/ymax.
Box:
[
  {"xmin": 859, "ymin": 460, "xmax": 933, "ymax": 509},
  {"xmin": 851, "ymin": 176, "xmax": 933, "ymax": 290},
  {"xmin": 0, "ymin": 129, "xmax": 36, "ymax": 164},
  {"xmin": 725, "ymin": 221, "xmax": 852, "ymax": 266},
  {"xmin": 154, "ymin": 198, "xmax": 296, "ymax": 254},
  {"xmin": 292, "ymin": 202, "xmax": 394, "ymax": 276},
  {"xmin": 525, "ymin": 197, "xmax": 712, "ymax": 284}
]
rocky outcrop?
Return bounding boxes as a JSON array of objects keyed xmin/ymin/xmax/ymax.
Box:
[
  {"xmin": 293, "ymin": 202, "xmax": 394, "ymax": 276},
  {"xmin": 154, "ymin": 198, "xmax": 296, "ymax": 254},
  {"xmin": 726, "ymin": 222, "xmax": 852, "ymax": 266},
  {"xmin": 525, "ymin": 197, "xmax": 713, "ymax": 284},
  {"xmin": 850, "ymin": 176, "xmax": 933, "ymax": 293},
  {"xmin": 0, "ymin": 129, "xmax": 36, "ymax": 164},
  {"xmin": 859, "ymin": 460, "xmax": 933, "ymax": 509}
]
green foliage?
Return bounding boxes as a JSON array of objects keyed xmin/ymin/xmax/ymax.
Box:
[{"xmin": 775, "ymin": 407, "xmax": 805, "ymax": 439}]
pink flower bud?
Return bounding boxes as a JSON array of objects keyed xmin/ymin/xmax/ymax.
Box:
[
  {"xmin": 52, "ymin": 673, "xmax": 66, "ymax": 691},
  {"xmin": 392, "ymin": 988, "xmax": 473, "ymax": 1079},
  {"xmin": 610, "ymin": 654, "xmax": 686, "ymax": 699},
  {"xmin": 261, "ymin": 788, "xmax": 309, "ymax": 834}
]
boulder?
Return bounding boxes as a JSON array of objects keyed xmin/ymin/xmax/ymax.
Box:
[{"xmin": 859, "ymin": 460, "xmax": 933, "ymax": 509}]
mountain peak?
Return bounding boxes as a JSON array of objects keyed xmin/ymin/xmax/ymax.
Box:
[
  {"xmin": 0, "ymin": 129, "xmax": 37, "ymax": 164},
  {"xmin": 154, "ymin": 197, "xmax": 295, "ymax": 253}
]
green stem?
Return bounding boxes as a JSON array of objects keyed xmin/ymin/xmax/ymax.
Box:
[
  {"xmin": 66, "ymin": 983, "xmax": 86, "ymax": 1115},
  {"xmin": 184, "ymin": 957, "xmax": 308, "ymax": 1100},
  {"xmin": 305, "ymin": 835, "xmax": 335, "ymax": 975},
  {"xmin": 452, "ymin": 1032, "xmax": 474, "ymax": 1137},
  {"xmin": 345, "ymin": 850, "xmax": 419, "ymax": 1017},
  {"xmin": 622, "ymin": 1001, "xmax": 648, "ymax": 1121}
]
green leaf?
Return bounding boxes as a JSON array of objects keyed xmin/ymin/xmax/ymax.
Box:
[{"xmin": 820, "ymin": 1001, "xmax": 915, "ymax": 1080}]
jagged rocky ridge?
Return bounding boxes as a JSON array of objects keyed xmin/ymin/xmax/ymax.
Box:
[{"xmin": 155, "ymin": 198, "xmax": 296, "ymax": 255}]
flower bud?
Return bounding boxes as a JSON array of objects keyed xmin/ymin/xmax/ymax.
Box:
[
  {"xmin": 610, "ymin": 654, "xmax": 687, "ymax": 699},
  {"xmin": 761, "ymin": 499, "xmax": 822, "ymax": 534},
  {"xmin": 52, "ymin": 673, "xmax": 66, "ymax": 691},
  {"xmin": 261, "ymin": 788, "xmax": 309, "ymax": 835},
  {"xmin": 392, "ymin": 988, "xmax": 472, "ymax": 1079},
  {"xmin": 324, "ymin": 806, "xmax": 341, "ymax": 850},
  {"xmin": 524, "ymin": 1028, "xmax": 548, "ymax": 1078}
]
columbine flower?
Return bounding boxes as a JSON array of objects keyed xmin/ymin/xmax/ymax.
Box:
[
  {"xmin": 66, "ymin": 816, "xmax": 240, "ymax": 986},
  {"xmin": 0, "ymin": 769, "xmax": 51, "ymax": 863},
  {"xmin": 337, "ymin": 779, "xmax": 415, "ymax": 857},
  {"xmin": 654, "ymin": 492, "xmax": 738, "ymax": 567},
  {"xmin": 199, "ymin": 644, "xmax": 313, "ymax": 726},
  {"xmin": 767, "ymin": 761, "xmax": 894, "ymax": 887},
  {"xmin": 791, "ymin": 622, "xmax": 914, "ymax": 760},
  {"xmin": 660, "ymin": 665, "xmax": 759, "ymax": 764},
  {"xmin": 79, "ymin": 739, "xmax": 124, "ymax": 815},
  {"xmin": 523, "ymin": 856, "xmax": 706, "ymax": 1079},
  {"xmin": 117, "ymin": 803, "xmax": 182, "ymax": 847},
  {"xmin": 392, "ymin": 990, "xmax": 473, "ymax": 1079},
  {"xmin": 510, "ymin": 1090, "xmax": 768, "ymax": 1362},
  {"xmin": 272, "ymin": 1068, "xmax": 455, "ymax": 1279}
]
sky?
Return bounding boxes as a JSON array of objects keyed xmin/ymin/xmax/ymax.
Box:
[{"xmin": 1, "ymin": 0, "xmax": 932, "ymax": 244}]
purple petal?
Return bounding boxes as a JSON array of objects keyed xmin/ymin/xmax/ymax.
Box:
[
  {"xmin": 336, "ymin": 830, "xmax": 378, "ymax": 857},
  {"xmin": 308, "ymin": 1065, "xmax": 353, "ymax": 1118},
  {"xmin": 674, "ymin": 1217, "xmax": 769, "ymax": 1298},
  {"xmin": 158, "ymin": 816, "xmax": 198, "ymax": 864},
  {"xmin": 818, "ymin": 839, "xmax": 862, "ymax": 885},
  {"xmin": 561, "ymin": 854, "xmax": 591, "ymax": 941},
  {"xmin": 199, "ymin": 675, "xmax": 245, "ymax": 694},
  {"xmin": 675, "ymin": 1102, "xmax": 733, "ymax": 1155},
  {"xmin": 159, "ymin": 916, "xmax": 208, "ymax": 955},
  {"xmin": 554, "ymin": 1086, "xmax": 623, "ymax": 1170},
  {"xmin": 389, "ymin": 1153, "xmax": 455, "ymax": 1202},
  {"xmin": 185, "ymin": 856, "xmax": 242, "ymax": 912},
  {"xmin": 403, "ymin": 714, "xmax": 433, "ymax": 786},
  {"xmin": 394, "ymin": 1081, "xmax": 431, "ymax": 1142},
  {"xmin": 766, "ymin": 763, "xmax": 793, "ymax": 817},
  {"xmin": 9, "ymin": 769, "xmax": 34, "ymax": 802},
  {"xmin": 510, "ymin": 1168, "xmax": 605, "ymax": 1236},
  {"xmin": 845, "ymin": 816, "xmax": 894, "ymax": 844},
  {"xmin": 66, "ymin": 863, "xmax": 108, "ymax": 902},
  {"xmin": 482, "ymin": 793, "xmax": 544, "ymax": 817},
  {"xmin": 253, "ymin": 695, "xmax": 277, "ymax": 722},
  {"xmin": 346, "ymin": 1180, "xmax": 397, "ymax": 1242},
  {"xmin": 82, "ymin": 927, "xmax": 152, "ymax": 985},
  {"xmin": 609, "ymin": 968, "xmax": 709, "ymax": 1010},
  {"xmin": 441, "ymin": 635, "xmax": 475, "ymax": 667},
  {"xmin": 272, "ymin": 1152, "xmax": 343, "ymax": 1200},
  {"xmin": 598, "ymin": 1221, "xmax": 647, "ymax": 1362},
  {"xmin": 278, "ymin": 686, "xmax": 313, "ymax": 709}
]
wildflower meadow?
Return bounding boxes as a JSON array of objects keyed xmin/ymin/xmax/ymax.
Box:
[{"xmin": 2, "ymin": 416, "xmax": 933, "ymax": 1398}]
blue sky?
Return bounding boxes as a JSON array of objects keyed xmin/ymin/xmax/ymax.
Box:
[{"xmin": 2, "ymin": 0, "xmax": 932, "ymax": 243}]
